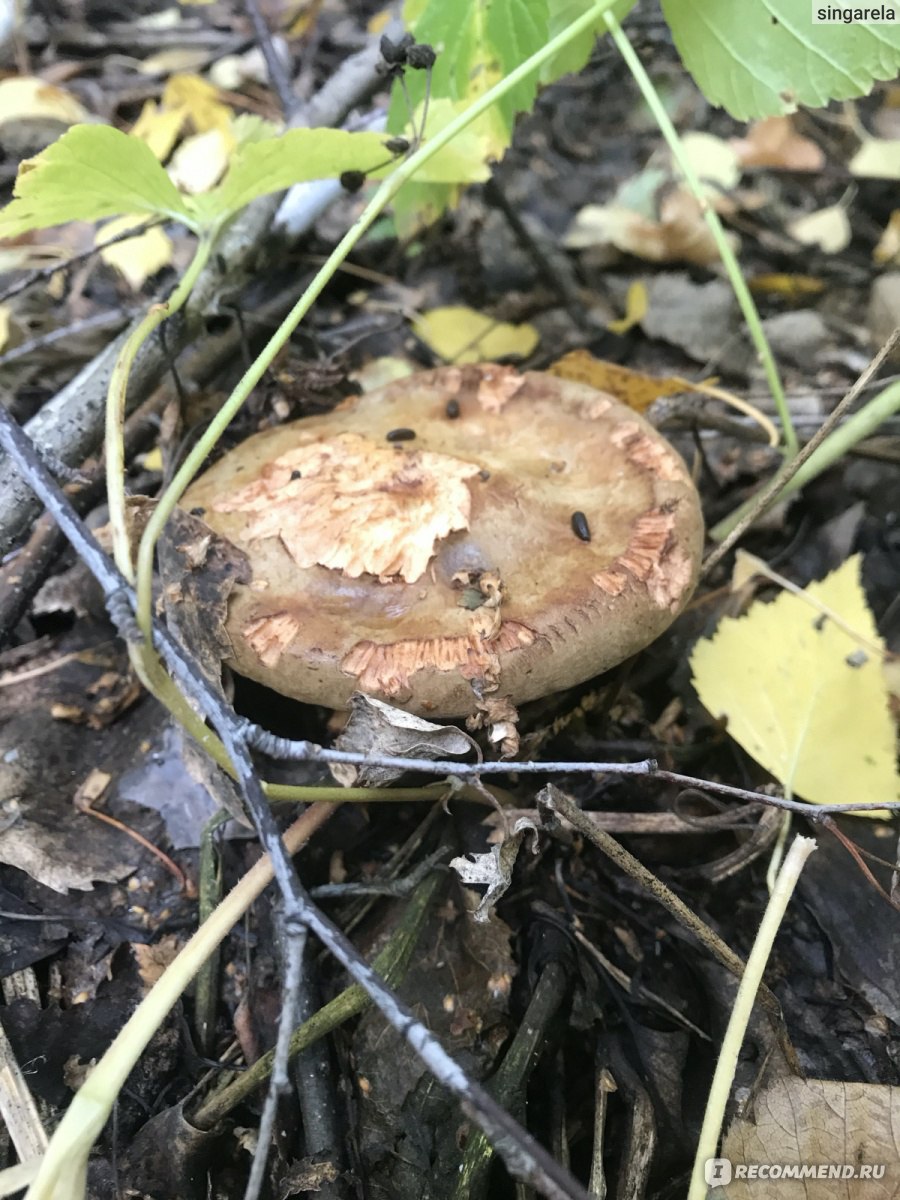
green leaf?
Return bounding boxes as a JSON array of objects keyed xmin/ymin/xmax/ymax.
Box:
[
  {"xmin": 0, "ymin": 125, "xmax": 193, "ymax": 238},
  {"xmin": 402, "ymin": 0, "xmax": 550, "ymax": 131},
  {"xmin": 662, "ymin": 0, "xmax": 900, "ymax": 119},
  {"xmin": 541, "ymin": 0, "xmax": 635, "ymax": 81},
  {"xmin": 204, "ymin": 128, "xmax": 391, "ymax": 220}
]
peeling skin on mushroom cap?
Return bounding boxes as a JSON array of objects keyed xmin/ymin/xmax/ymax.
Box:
[{"xmin": 181, "ymin": 364, "xmax": 704, "ymax": 717}]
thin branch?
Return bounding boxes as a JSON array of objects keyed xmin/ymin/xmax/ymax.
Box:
[
  {"xmin": 244, "ymin": 0, "xmax": 297, "ymax": 118},
  {"xmin": 0, "ymin": 397, "xmax": 592, "ymax": 1200},
  {"xmin": 704, "ymin": 326, "xmax": 900, "ymax": 573}
]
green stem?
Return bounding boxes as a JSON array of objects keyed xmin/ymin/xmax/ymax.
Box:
[
  {"xmin": 23, "ymin": 804, "xmax": 336, "ymax": 1200},
  {"xmin": 106, "ymin": 234, "xmax": 213, "ymax": 585},
  {"xmin": 134, "ymin": 0, "xmax": 628, "ymax": 635},
  {"xmin": 687, "ymin": 835, "xmax": 816, "ymax": 1200},
  {"xmin": 710, "ymin": 377, "xmax": 900, "ymax": 541},
  {"xmin": 602, "ymin": 13, "xmax": 797, "ymax": 457}
]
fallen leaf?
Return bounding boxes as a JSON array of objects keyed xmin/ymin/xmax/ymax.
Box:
[
  {"xmin": 0, "ymin": 76, "xmax": 88, "ymax": 127},
  {"xmin": 721, "ymin": 1076, "xmax": 900, "ymax": 1198},
  {"xmin": 788, "ymin": 205, "xmax": 851, "ymax": 254},
  {"xmin": 351, "ymin": 355, "xmax": 415, "ymax": 391},
  {"xmin": 547, "ymin": 349, "xmax": 684, "ymax": 413},
  {"xmin": 413, "ymin": 305, "xmax": 539, "ymax": 363},
  {"xmin": 607, "ymin": 280, "xmax": 648, "ymax": 335},
  {"xmin": 749, "ymin": 274, "xmax": 826, "ymax": 300},
  {"xmin": 874, "ymin": 210, "xmax": 900, "ymax": 265},
  {"xmin": 679, "ymin": 131, "xmax": 741, "ymax": 191},
  {"xmin": 450, "ymin": 817, "xmax": 540, "ymax": 922},
  {"xmin": 730, "ymin": 116, "xmax": 825, "ymax": 171},
  {"xmin": 130, "ymin": 99, "xmax": 187, "ymax": 161},
  {"xmin": 133, "ymin": 935, "xmax": 183, "ymax": 989},
  {"xmin": 167, "ymin": 128, "xmax": 231, "ymax": 195},
  {"xmin": 565, "ymin": 185, "xmax": 732, "ymax": 268},
  {"xmin": 850, "ymin": 137, "xmax": 900, "ymax": 181},
  {"xmin": 332, "ymin": 693, "xmax": 474, "ymax": 787},
  {"xmin": 691, "ymin": 555, "xmax": 898, "ymax": 814},
  {"xmin": 160, "ymin": 73, "xmax": 233, "ymax": 136},
  {"xmin": 97, "ymin": 214, "xmax": 174, "ymax": 290}
]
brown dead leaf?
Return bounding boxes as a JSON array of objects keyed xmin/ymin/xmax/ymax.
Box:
[
  {"xmin": 731, "ymin": 116, "xmax": 825, "ymax": 171},
  {"xmin": 564, "ymin": 186, "xmax": 731, "ymax": 268},
  {"xmin": 133, "ymin": 935, "xmax": 183, "ymax": 990},
  {"xmin": 547, "ymin": 350, "xmax": 684, "ymax": 414},
  {"xmin": 332, "ymin": 693, "xmax": 474, "ymax": 787},
  {"xmin": 721, "ymin": 1076, "xmax": 900, "ymax": 1197}
]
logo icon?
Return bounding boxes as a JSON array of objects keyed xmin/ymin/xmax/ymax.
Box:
[{"xmin": 705, "ymin": 1159, "xmax": 733, "ymax": 1188}]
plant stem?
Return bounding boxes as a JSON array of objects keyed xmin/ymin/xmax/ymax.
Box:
[
  {"xmin": 106, "ymin": 234, "xmax": 213, "ymax": 585},
  {"xmin": 710, "ymin": 376, "xmax": 900, "ymax": 543},
  {"xmin": 134, "ymin": 0, "xmax": 629, "ymax": 635},
  {"xmin": 687, "ymin": 835, "xmax": 816, "ymax": 1200},
  {"xmin": 192, "ymin": 869, "xmax": 443, "ymax": 1129},
  {"xmin": 22, "ymin": 804, "xmax": 337, "ymax": 1200},
  {"xmin": 603, "ymin": 13, "xmax": 797, "ymax": 457}
]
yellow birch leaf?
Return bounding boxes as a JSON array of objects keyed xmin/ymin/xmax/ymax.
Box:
[
  {"xmin": 98, "ymin": 215, "xmax": 173, "ymax": 290},
  {"xmin": 130, "ymin": 99, "xmax": 188, "ymax": 161},
  {"xmin": 0, "ymin": 77, "xmax": 87, "ymax": 127},
  {"xmin": 607, "ymin": 281, "xmax": 648, "ymax": 335},
  {"xmin": 167, "ymin": 128, "xmax": 231, "ymax": 195},
  {"xmin": 413, "ymin": 306, "xmax": 539, "ymax": 364},
  {"xmin": 690, "ymin": 555, "xmax": 898, "ymax": 816},
  {"xmin": 547, "ymin": 350, "xmax": 684, "ymax": 413},
  {"xmin": 161, "ymin": 74, "xmax": 233, "ymax": 136}
]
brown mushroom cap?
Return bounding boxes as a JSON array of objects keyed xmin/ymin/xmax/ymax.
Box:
[{"xmin": 181, "ymin": 364, "xmax": 704, "ymax": 717}]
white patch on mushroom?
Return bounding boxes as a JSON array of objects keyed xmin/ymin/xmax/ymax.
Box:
[
  {"xmin": 212, "ymin": 433, "xmax": 481, "ymax": 584},
  {"xmin": 341, "ymin": 621, "xmax": 535, "ymax": 697},
  {"xmin": 476, "ymin": 366, "xmax": 525, "ymax": 412},
  {"xmin": 243, "ymin": 611, "xmax": 303, "ymax": 667},
  {"xmin": 592, "ymin": 507, "xmax": 686, "ymax": 609}
]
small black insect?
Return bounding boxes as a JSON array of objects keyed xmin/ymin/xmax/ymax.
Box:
[
  {"xmin": 407, "ymin": 42, "xmax": 436, "ymax": 69},
  {"xmin": 190, "ymin": 506, "xmax": 206, "ymax": 517},
  {"xmin": 445, "ymin": 398, "xmax": 460, "ymax": 419},
  {"xmin": 340, "ymin": 170, "xmax": 366, "ymax": 194},
  {"xmin": 571, "ymin": 511, "xmax": 591, "ymax": 542},
  {"xmin": 386, "ymin": 427, "xmax": 416, "ymax": 442},
  {"xmin": 385, "ymin": 136, "xmax": 411, "ymax": 155},
  {"xmin": 478, "ymin": 469, "xmax": 491, "ymax": 482},
  {"xmin": 290, "ymin": 469, "xmax": 302, "ymax": 480}
]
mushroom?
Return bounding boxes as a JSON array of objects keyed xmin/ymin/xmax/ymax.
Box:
[{"xmin": 180, "ymin": 364, "xmax": 704, "ymax": 718}]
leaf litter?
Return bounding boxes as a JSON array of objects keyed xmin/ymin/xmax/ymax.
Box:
[{"xmin": 0, "ymin": 5, "xmax": 899, "ymax": 1199}]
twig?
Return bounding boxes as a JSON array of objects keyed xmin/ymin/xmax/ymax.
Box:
[
  {"xmin": 537, "ymin": 786, "xmax": 786, "ymax": 1025},
  {"xmin": 0, "ymin": 383, "xmax": 592, "ymax": 1200},
  {"xmin": 0, "ymin": 31, "xmax": 395, "ymax": 558},
  {"xmin": 705, "ymin": 326, "xmax": 900, "ymax": 569},
  {"xmin": 243, "ymin": 0, "xmax": 297, "ymax": 118},
  {"xmin": 0, "ymin": 309, "xmax": 135, "ymax": 369},
  {"xmin": 0, "ymin": 219, "xmax": 159, "ymax": 306},
  {"xmin": 244, "ymin": 921, "xmax": 307, "ymax": 1200}
]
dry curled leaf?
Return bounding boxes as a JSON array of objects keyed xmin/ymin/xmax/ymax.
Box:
[
  {"xmin": 450, "ymin": 816, "xmax": 539, "ymax": 922},
  {"xmin": 332, "ymin": 693, "xmax": 475, "ymax": 787}
]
